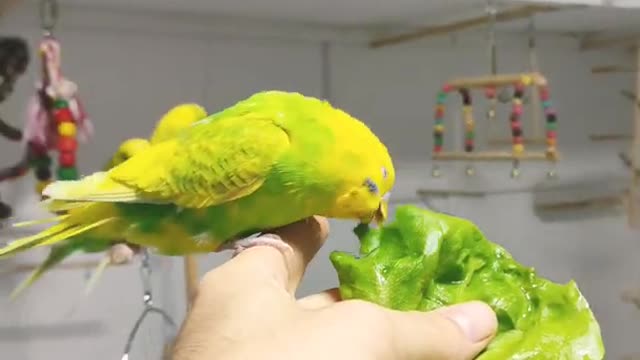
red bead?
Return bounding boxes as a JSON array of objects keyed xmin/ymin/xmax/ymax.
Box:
[
  {"xmin": 511, "ymin": 122, "xmax": 521, "ymax": 130},
  {"xmin": 442, "ymin": 84, "xmax": 453, "ymax": 93},
  {"xmin": 539, "ymin": 87, "xmax": 549, "ymax": 100},
  {"xmin": 513, "ymin": 136, "xmax": 524, "ymax": 144},
  {"xmin": 54, "ymin": 108, "xmax": 74, "ymax": 123},
  {"xmin": 484, "ymin": 87, "xmax": 496, "ymax": 98},
  {"xmin": 434, "ymin": 145, "xmax": 443, "ymax": 152},
  {"xmin": 57, "ymin": 137, "xmax": 77, "ymax": 152},
  {"xmin": 464, "ymin": 139, "xmax": 474, "ymax": 146},
  {"xmin": 435, "ymin": 108, "xmax": 444, "ymax": 118},
  {"xmin": 515, "ymin": 83, "xmax": 525, "ymax": 92},
  {"xmin": 58, "ymin": 151, "xmax": 76, "ymax": 167},
  {"xmin": 547, "ymin": 131, "xmax": 557, "ymax": 139}
]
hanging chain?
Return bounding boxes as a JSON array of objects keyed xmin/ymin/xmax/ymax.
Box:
[
  {"xmin": 485, "ymin": 0, "xmax": 498, "ymax": 76},
  {"xmin": 140, "ymin": 248, "xmax": 153, "ymax": 306},
  {"xmin": 121, "ymin": 249, "xmax": 177, "ymax": 360},
  {"xmin": 39, "ymin": 0, "xmax": 58, "ymax": 35}
]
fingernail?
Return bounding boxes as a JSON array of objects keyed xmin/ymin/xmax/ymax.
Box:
[{"xmin": 441, "ymin": 301, "xmax": 497, "ymax": 343}]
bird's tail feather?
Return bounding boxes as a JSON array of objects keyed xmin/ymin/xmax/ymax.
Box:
[
  {"xmin": 9, "ymin": 242, "xmax": 80, "ymax": 299},
  {"xmin": 0, "ymin": 203, "xmax": 120, "ymax": 258}
]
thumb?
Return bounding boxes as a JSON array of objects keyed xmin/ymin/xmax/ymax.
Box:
[{"xmin": 384, "ymin": 301, "xmax": 498, "ymax": 360}]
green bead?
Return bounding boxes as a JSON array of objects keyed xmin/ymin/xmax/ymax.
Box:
[
  {"xmin": 465, "ymin": 131, "xmax": 475, "ymax": 140},
  {"xmin": 57, "ymin": 167, "xmax": 79, "ymax": 180},
  {"xmin": 542, "ymin": 100, "xmax": 552, "ymax": 108},
  {"xmin": 437, "ymin": 92, "xmax": 447, "ymax": 103},
  {"xmin": 54, "ymin": 99, "xmax": 69, "ymax": 109},
  {"xmin": 434, "ymin": 137, "xmax": 443, "ymax": 146},
  {"xmin": 29, "ymin": 155, "xmax": 52, "ymax": 168},
  {"xmin": 435, "ymin": 118, "xmax": 444, "ymax": 124},
  {"xmin": 546, "ymin": 122, "xmax": 557, "ymax": 130}
]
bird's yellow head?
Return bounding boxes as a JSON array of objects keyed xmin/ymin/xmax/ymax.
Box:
[
  {"xmin": 104, "ymin": 138, "xmax": 150, "ymax": 170},
  {"xmin": 149, "ymin": 103, "xmax": 208, "ymax": 144},
  {"xmin": 323, "ymin": 109, "xmax": 396, "ymax": 226}
]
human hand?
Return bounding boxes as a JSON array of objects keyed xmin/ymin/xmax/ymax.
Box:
[{"xmin": 172, "ymin": 216, "xmax": 498, "ymax": 360}]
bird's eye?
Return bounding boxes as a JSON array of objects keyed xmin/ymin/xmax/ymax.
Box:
[
  {"xmin": 363, "ymin": 178, "xmax": 379, "ymax": 194},
  {"xmin": 382, "ymin": 167, "xmax": 388, "ymax": 179}
]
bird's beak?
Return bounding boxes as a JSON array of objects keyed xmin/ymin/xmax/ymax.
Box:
[{"xmin": 373, "ymin": 200, "xmax": 388, "ymax": 226}]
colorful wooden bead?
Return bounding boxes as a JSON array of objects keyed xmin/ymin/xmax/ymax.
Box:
[
  {"xmin": 53, "ymin": 99, "xmax": 69, "ymax": 109},
  {"xmin": 35, "ymin": 180, "xmax": 52, "ymax": 194},
  {"xmin": 442, "ymin": 84, "xmax": 453, "ymax": 93},
  {"xmin": 57, "ymin": 167, "xmax": 79, "ymax": 181},
  {"xmin": 513, "ymin": 144, "xmax": 524, "ymax": 154},
  {"xmin": 434, "ymin": 145, "xmax": 443, "ymax": 153},
  {"xmin": 58, "ymin": 122, "xmax": 77, "ymax": 137},
  {"xmin": 57, "ymin": 137, "xmax": 78, "ymax": 152},
  {"xmin": 59, "ymin": 151, "xmax": 76, "ymax": 167},
  {"xmin": 520, "ymin": 75, "xmax": 533, "ymax": 86},
  {"xmin": 54, "ymin": 108, "xmax": 74, "ymax": 123},
  {"xmin": 484, "ymin": 87, "xmax": 496, "ymax": 99}
]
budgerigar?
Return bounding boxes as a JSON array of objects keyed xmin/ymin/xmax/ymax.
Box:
[
  {"xmin": 7, "ymin": 103, "xmax": 208, "ymax": 298},
  {"xmin": 0, "ymin": 91, "xmax": 395, "ymax": 260}
]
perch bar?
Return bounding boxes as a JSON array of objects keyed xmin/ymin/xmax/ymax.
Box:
[
  {"xmin": 488, "ymin": 137, "xmax": 547, "ymax": 146},
  {"xmin": 432, "ymin": 151, "xmax": 558, "ymax": 161},
  {"xmin": 580, "ymin": 33, "xmax": 640, "ymax": 51},
  {"xmin": 445, "ymin": 73, "xmax": 547, "ymax": 90},
  {"xmin": 589, "ymin": 133, "xmax": 632, "ymax": 141},
  {"xmin": 534, "ymin": 195, "xmax": 624, "ymax": 212},
  {"xmin": 369, "ymin": 4, "xmax": 566, "ymax": 49}
]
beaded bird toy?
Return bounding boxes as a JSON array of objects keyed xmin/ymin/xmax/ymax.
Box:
[
  {"xmin": 431, "ymin": 73, "xmax": 558, "ymax": 178},
  {"xmin": 25, "ymin": 33, "xmax": 93, "ymax": 192}
]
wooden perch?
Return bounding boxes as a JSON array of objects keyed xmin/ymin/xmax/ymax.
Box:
[
  {"xmin": 487, "ymin": 137, "xmax": 547, "ymax": 146},
  {"xmin": 580, "ymin": 33, "xmax": 640, "ymax": 51},
  {"xmin": 591, "ymin": 65, "xmax": 639, "ymax": 74},
  {"xmin": 589, "ymin": 133, "xmax": 632, "ymax": 141},
  {"xmin": 432, "ymin": 151, "xmax": 558, "ymax": 162},
  {"xmin": 369, "ymin": 4, "xmax": 567, "ymax": 49},
  {"xmin": 445, "ymin": 72, "xmax": 547, "ymax": 90},
  {"xmin": 535, "ymin": 195, "xmax": 624, "ymax": 212}
]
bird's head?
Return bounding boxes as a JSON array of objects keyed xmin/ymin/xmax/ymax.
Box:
[
  {"xmin": 104, "ymin": 138, "xmax": 150, "ymax": 170},
  {"xmin": 327, "ymin": 161, "xmax": 395, "ymax": 227}
]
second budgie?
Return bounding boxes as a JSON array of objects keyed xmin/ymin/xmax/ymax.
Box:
[
  {"xmin": 0, "ymin": 90, "xmax": 395, "ymax": 258},
  {"xmin": 8, "ymin": 103, "xmax": 208, "ymax": 298}
]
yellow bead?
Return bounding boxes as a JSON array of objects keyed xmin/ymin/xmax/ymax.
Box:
[
  {"xmin": 463, "ymin": 106, "xmax": 472, "ymax": 114},
  {"xmin": 434, "ymin": 124, "xmax": 444, "ymax": 132},
  {"xmin": 513, "ymin": 98, "xmax": 522, "ymax": 105},
  {"xmin": 36, "ymin": 180, "xmax": 52, "ymax": 195},
  {"xmin": 521, "ymin": 75, "xmax": 532, "ymax": 86},
  {"xmin": 58, "ymin": 122, "xmax": 77, "ymax": 137},
  {"xmin": 513, "ymin": 144, "xmax": 524, "ymax": 154}
]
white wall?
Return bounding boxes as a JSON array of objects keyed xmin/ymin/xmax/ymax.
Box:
[{"xmin": 0, "ymin": 2, "xmax": 638, "ymax": 360}]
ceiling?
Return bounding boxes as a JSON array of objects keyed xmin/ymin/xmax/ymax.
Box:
[{"xmin": 50, "ymin": 0, "xmax": 640, "ymax": 34}]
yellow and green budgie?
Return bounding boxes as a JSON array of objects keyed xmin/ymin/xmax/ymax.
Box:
[
  {"xmin": 8, "ymin": 103, "xmax": 208, "ymax": 299},
  {"xmin": 0, "ymin": 90, "xmax": 395, "ymax": 261}
]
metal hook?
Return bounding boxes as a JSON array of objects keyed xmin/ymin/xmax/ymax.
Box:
[
  {"xmin": 39, "ymin": 0, "xmax": 58, "ymax": 34},
  {"xmin": 120, "ymin": 249, "xmax": 177, "ymax": 360}
]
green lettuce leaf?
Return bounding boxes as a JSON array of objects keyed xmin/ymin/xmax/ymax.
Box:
[{"xmin": 330, "ymin": 204, "xmax": 605, "ymax": 360}]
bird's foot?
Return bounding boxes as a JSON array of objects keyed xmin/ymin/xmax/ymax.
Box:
[{"xmin": 221, "ymin": 234, "xmax": 293, "ymax": 258}]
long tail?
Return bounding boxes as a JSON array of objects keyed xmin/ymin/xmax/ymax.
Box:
[
  {"xmin": 9, "ymin": 242, "xmax": 80, "ymax": 299},
  {"xmin": 82, "ymin": 255, "xmax": 111, "ymax": 296},
  {"xmin": 0, "ymin": 202, "xmax": 120, "ymax": 259}
]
